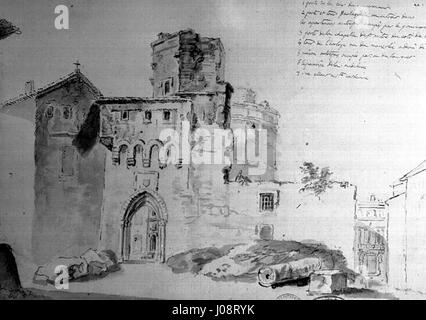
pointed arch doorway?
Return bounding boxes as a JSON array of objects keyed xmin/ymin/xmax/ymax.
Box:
[{"xmin": 121, "ymin": 191, "xmax": 167, "ymax": 263}]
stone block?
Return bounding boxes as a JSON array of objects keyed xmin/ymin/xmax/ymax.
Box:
[{"xmin": 308, "ymin": 270, "xmax": 347, "ymax": 295}]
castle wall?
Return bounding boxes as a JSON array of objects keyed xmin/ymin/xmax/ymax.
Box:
[
  {"xmin": 155, "ymin": 176, "xmax": 356, "ymax": 267},
  {"xmin": 151, "ymin": 34, "xmax": 180, "ymax": 98},
  {"xmin": 195, "ymin": 182, "xmax": 356, "ymax": 267},
  {"xmin": 230, "ymin": 90, "xmax": 279, "ymax": 182},
  {"xmin": 98, "ymin": 99, "xmax": 195, "ymax": 258},
  {"xmin": 98, "ymin": 154, "xmax": 194, "ymax": 258},
  {"xmin": 178, "ymin": 31, "xmax": 225, "ymax": 93},
  {"xmin": 151, "ymin": 30, "xmax": 226, "ymax": 98}
]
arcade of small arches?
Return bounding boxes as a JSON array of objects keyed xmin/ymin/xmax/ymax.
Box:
[{"xmin": 111, "ymin": 138, "xmax": 175, "ymax": 168}]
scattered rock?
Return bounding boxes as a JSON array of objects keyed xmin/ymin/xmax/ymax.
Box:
[
  {"xmin": 33, "ymin": 249, "xmax": 120, "ymax": 286},
  {"xmin": 308, "ymin": 270, "xmax": 347, "ymax": 295},
  {"xmin": 349, "ymin": 274, "xmax": 368, "ymax": 289}
]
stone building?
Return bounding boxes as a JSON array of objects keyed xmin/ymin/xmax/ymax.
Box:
[
  {"xmin": 387, "ymin": 160, "xmax": 426, "ymax": 293},
  {"xmin": 96, "ymin": 29, "xmax": 282, "ymax": 262},
  {"xmin": 1, "ymin": 29, "xmax": 357, "ymax": 271},
  {"xmin": 0, "ymin": 66, "xmax": 106, "ymax": 264},
  {"xmin": 230, "ymin": 87, "xmax": 280, "ymax": 182},
  {"xmin": 94, "ymin": 30, "xmax": 357, "ymax": 266},
  {"xmin": 354, "ymin": 195, "xmax": 388, "ymax": 283}
]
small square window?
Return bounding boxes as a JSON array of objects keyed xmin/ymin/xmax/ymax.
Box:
[
  {"xmin": 121, "ymin": 110, "xmax": 129, "ymax": 121},
  {"xmin": 145, "ymin": 110, "xmax": 152, "ymax": 122},
  {"xmin": 163, "ymin": 110, "xmax": 171, "ymax": 121},
  {"xmin": 259, "ymin": 193, "xmax": 274, "ymax": 212},
  {"xmin": 63, "ymin": 106, "xmax": 72, "ymax": 120}
]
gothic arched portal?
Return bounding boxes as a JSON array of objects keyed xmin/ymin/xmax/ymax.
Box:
[{"xmin": 120, "ymin": 190, "xmax": 167, "ymax": 263}]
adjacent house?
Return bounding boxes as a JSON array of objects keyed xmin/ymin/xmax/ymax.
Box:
[{"xmin": 387, "ymin": 161, "xmax": 426, "ymax": 293}]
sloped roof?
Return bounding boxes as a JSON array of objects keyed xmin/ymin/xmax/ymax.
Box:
[
  {"xmin": 399, "ymin": 160, "xmax": 426, "ymax": 181},
  {"xmin": 0, "ymin": 19, "xmax": 21, "ymax": 40},
  {"xmin": 0, "ymin": 70, "xmax": 102, "ymax": 108},
  {"xmin": 95, "ymin": 96, "xmax": 191, "ymax": 105}
]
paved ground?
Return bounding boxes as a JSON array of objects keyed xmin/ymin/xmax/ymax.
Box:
[{"xmin": 23, "ymin": 263, "xmax": 415, "ymax": 300}]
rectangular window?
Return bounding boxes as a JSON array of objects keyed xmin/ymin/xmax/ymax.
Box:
[
  {"xmin": 259, "ymin": 193, "xmax": 274, "ymax": 212},
  {"xmin": 161, "ymin": 78, "xmax": 173, "ymax": 96},
  {"xmin": 163, "ymin": 110, "xmax": 171, "ymax": 121},
  {"xmin": 46, "ymin": 105, "xmax": 54, "ymax": 118},
  {"xmin": 164, "ymin": 80, "xmax": 170, "ymax": 95},
  {"xmin": 145, "ymin": 110, "xmax": 152, "ymax": 122},
  {"xmin": 61, "ymin": 146, "xmax": 75, "ymax": 176},
  {"xmin": 121, "ymin": 110, "xmax": 129, "ymax": 121}
]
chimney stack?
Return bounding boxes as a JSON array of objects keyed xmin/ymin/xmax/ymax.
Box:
[{"xmin": 24, "ymin": 80, "xmax": 35, "ymax": 95}]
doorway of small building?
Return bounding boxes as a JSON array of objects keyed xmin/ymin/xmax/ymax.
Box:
[
  {"xmin": 366, "ymin": 254, "xmax": 378, "ymax": 275},
  {"xmin": 121, "ymin": 191, "xmax": 166, "ymax": 263}
]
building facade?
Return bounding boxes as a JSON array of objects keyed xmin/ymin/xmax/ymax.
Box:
[
  {"xmin": 387, "ymin": 160, "xmax": 426, "ymax": 293},
  {"xmin": 0, "ymin": 68, "xmax": 106, "ymax": 264},
  {"xmin": 354, "ymin": 195, "xmax": 388, "ymax": 283},
  {"xmin": 230, "ymin": 87, "xmax": 280, "ymax": 182},
  {"xmin": 96, "ymin": 29, "xmax": 283, "ymax": 262},
  {"xmin": 1, "ymin": 29, "xmax": 358, "ymax": 272}
]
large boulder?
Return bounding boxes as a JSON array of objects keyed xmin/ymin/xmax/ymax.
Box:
[
  {"xmin": 167, "ymin": 246, "xmax": 234, "ymax": 274},
  {"xmin": 33, "ymin": 257, "xmax": 88, "ymax": 285},
  {"xmin": 171, "ymin": 240, "xmax": 354, "ymax": 283},
  {"xmin": 81, "ymin": 249, "xmax": 120, "ymax": 278},
  {"xmin": 308, "ymin": 270, "xmax": 348, "ymax": 295}
]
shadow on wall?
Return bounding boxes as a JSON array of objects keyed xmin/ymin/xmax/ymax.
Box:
[{"xmin": 73, "ymin": 104, "xmax": 100, "ymax": 156}]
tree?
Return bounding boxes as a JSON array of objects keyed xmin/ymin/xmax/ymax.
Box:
[{"xmin": 299, "ymin": 162, "xmax": 334, "ymax": 199}]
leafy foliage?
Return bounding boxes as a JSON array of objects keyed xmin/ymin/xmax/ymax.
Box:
[{"xmin": 299, "ymin": 162, "xmax": 334, "ymax": 199}]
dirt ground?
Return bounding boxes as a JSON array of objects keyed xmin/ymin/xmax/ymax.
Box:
[{"xmin": 19, "ymin": 263, "xmax": 408, "ymax": 300}]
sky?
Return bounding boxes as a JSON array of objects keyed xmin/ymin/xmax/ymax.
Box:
[{"xmin": 2, "ymin": 0, "xmax": 426, "ymax": 199}]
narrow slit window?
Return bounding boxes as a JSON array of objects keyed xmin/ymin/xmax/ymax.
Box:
[
  {"xmin": 164, "ymin": 80, "xmax": 170, "ymax": 95},
  {"xmin": 145, "ymin": 110, "xmax": 152, "ymax": 121},
  {"xmin": 61, "ymin": 146, "xmax": 75, "ymax": 176}
]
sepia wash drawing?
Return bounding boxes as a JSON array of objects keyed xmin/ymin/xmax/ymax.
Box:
[{"xmin": 2, "ymin": 5, "xmax": 426, "ymax": 300}]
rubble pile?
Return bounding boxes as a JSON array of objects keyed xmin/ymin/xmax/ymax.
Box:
[{"xmin": 33, "ymin": 249, "xmax": 120, "ymax": 285}]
